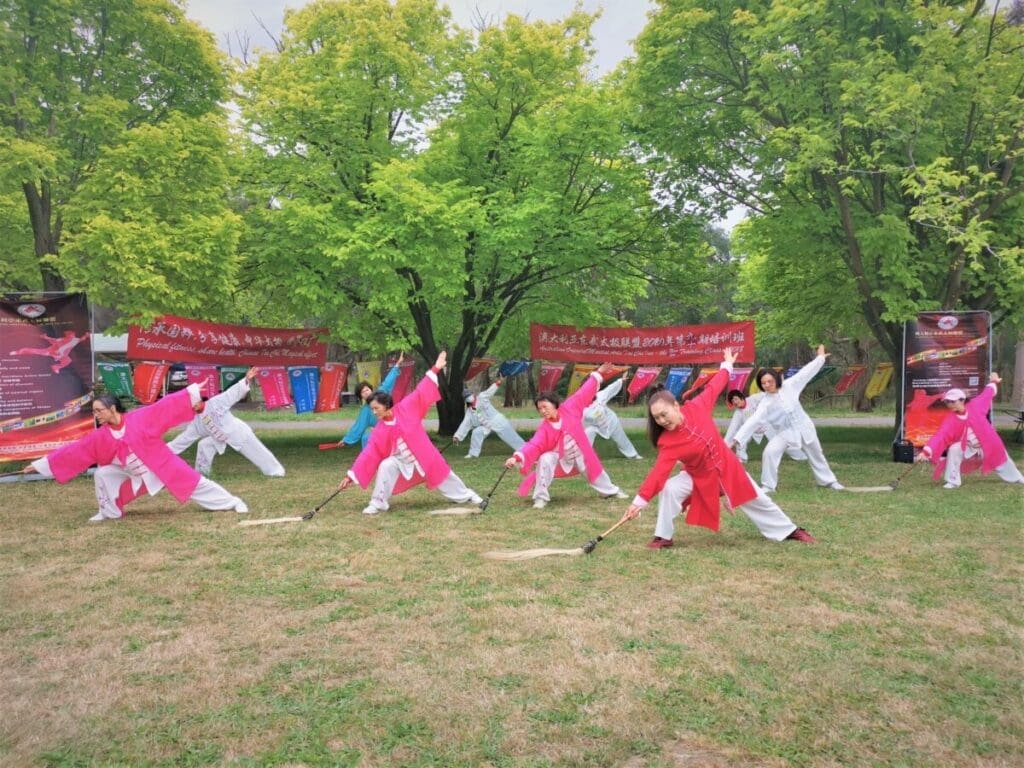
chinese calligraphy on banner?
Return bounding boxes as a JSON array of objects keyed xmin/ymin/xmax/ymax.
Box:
[{"xmin": 530, "ymin": 322, "xmax": 754, "ymax": 364}]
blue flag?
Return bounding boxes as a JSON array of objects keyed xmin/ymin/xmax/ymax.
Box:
[
  {"xmin": 664, "ymin": 367, "xmax": 693, "ymax": 397},
  {"xmin": 288, "ymin": 366, "xmax": 320, "ymax": 414},
  {"xmin": 499, "ymin": 359, "xmax": 531, "ymax": 378}
]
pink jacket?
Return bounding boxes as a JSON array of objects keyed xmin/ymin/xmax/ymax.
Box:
[
  {"xmin": 44, "ymin": 389, "xmax": 201, "ymax": 502},
  {"xmin": 516, "ymin": 373, "xmax": 605, "ymax": 496},
  {"xmin": 350, "ymin": 371, "xmax": 450, "ymax": 494},
  {"xmin": 924, "ymin": 383, "xmax": 1007, "ymax": 478}
]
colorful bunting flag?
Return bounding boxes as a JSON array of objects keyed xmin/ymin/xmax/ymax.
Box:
[
  {"xmin": 257, "ymin": 367, "xmax": 292, "ymax": 410},
  {"xmin": 389, "ymin": 359, "xmax": 418, "ymax": 403},
  {"xmin": 864, "ymin": 362, "xmax": 894, "ymax": 399},
  {"xmin": 219, "ymin": 366, "xmax": 249, "ymax": 391},
  {"xmin": 538, "ymin": 362, "xmax": 567, "ymax": 393},
  {"xmin": 567, "ymin": 364, "xmax": 598, "ymax": 395},
  {"xmin": 834, "ymin": 365, "xmax": 866, "ymax": 395},
  {"xmin": 354, "ymin": 361, "xmax": 382, "ymax": 390},
  {"xmin": 289, "ymin": 366, "xmax": 320, "ymax": 414},
  {"xmin": 627, "ymin": 366, "xmax": 662, "ymax": 403},
  {"xmin": 499, "ymin": 359, "xmax": 531, "ymax": 378},
  {"xmin": 315, "ymin": 363, "xmax": 348, "ymax": 412},
  {"xmin": 132, "ymin": 362, "xmax": 170, "ymax": 405},
  {"xmin": 465, "ymin": 358, "xmax": 496, "ymax": 381},
  {"xmin": 185, "ymin": 364, "xmax": 220, "ymax": 397},
  {"xmin": 97, "ymin": 362, "xmax": 133, "ymax": 398},
  {"xmin": 663, "ymin": 367, "xmax": 693, "ymax": 398}
]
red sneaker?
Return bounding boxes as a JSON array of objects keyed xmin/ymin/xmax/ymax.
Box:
[
  {"xmin": 786, "ymin": 527, "xmax": 816, "ymax": 544},
  {"xmin": 646, "ymin": 536, "xmax": 674, "ymax": 549}
]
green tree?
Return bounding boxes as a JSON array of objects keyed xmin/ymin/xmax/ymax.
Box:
[
  {"xmin": 0, "ymin": 0, "xmax": 228, "ymax": 292},
  {"xmin": 58, "ymin": 113, "xmax": 242, "ymax": 328},
  {"xmin": 629, "ymin": 0, "xmax": 1024, "ymax": 363},
  {"xmin": 241, "ymin": 3, "xmax": 675, "ymax": 431}
]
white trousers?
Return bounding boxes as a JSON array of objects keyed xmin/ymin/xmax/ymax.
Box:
[
  {"xmin": 943, "ymin": 446, "xmax": 1024, "ymax": 487},
  {"xmin": 533, "ymin": 450, "xmax": 620, "ymax": 502},
  {"xmin": 93, "ymin": 465, "xmax": 241, "ymax": 519},
  {"xmin": 653, "ymin": 470, "xmax": 797, "ymax": 542},
  {"xmin": 736, "ymin": 439, "xmax": 805, "ymax": 464},
  {"xmin": 194, "ymin": 432, "xmax": 285, "ymax": 477},
  {"xmin": 466, "ymin": 423, "xmax": 525, "ymax": 457},
  {"xmin": 368, "ymin": 457, "xmax": 481, "ymax": 512},
  {"xmin": 760, "ymin": 434, "xmax": 837, "ymax": 491},
  {"xmin": 585, "ymin": 424, "xmax": 641, "ymax": 458}
]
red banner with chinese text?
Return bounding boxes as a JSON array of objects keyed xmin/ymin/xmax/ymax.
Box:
[
  {"xmin": 132, "ymin": 362, "xmax": 169, "ymax": 404},
  {"xmin": 128, "ymin": 315, "xmax": 326, "ymax": 366},
  {"xmin": 185, "ymin": 364, "xmax": 220, "ymax": 396},
  {"xmin": 256, "ymin": 367, "xmax": 292, "ymax": 410},
  {"xmin": 530, "ymin": 322, "xmax": 755, "ymax": 364},
  {"xmin": 315, "ymin": 363, "xmax": 348, "ymax": 412}
]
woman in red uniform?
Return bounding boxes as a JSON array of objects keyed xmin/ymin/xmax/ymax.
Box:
[{"xmin": 619, "ymin": 348, "xmax": 815, "ymax": 548}]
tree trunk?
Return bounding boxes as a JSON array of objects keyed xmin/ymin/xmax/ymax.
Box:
[{"xmin": 23, "ymin": 181, "xmax": 66, "ymax": 292}]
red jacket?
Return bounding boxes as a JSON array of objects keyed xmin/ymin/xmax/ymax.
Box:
[{"xmin": 636, "ymin": 367, "xmax": 757, "ymax": 531}]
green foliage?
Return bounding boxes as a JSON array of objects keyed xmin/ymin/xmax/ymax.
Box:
[
  {"xmin": 239, "ymin": 2, "xmax": 681, "ymax": 429},
  {"xmin": 630, "ymin": 0, "xmax": 1024, "ymax": 358},
  {"xmin": 58, "ymin": 114, "xmax": 242, "ymax": 330},
  {"xmin": 0, "ymin": 0, "xmax": 230, "ymax": 293}
]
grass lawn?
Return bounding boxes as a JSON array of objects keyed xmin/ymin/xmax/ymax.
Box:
[{"xmin": 1, "ymin": 427, "xmax": 1021, "ymax": 767}]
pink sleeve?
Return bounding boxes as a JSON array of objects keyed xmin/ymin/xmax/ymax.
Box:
[
  {"xmin": 44, "ymin": 430, "xmax": 104, "ymax": 483},
  {"xmin": 399, "ymin": 371, "xmax": 441, "ymax": 421}
]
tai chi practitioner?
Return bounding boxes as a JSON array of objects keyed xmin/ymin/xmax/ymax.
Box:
[
  {"xmin": 19, "ymin": 388, "xmax": 248, "ymax": 522},
  {"xmin": 167, "ymin": 367, "xmax": 285, "ymax": 477},
  {"xmin": 916, "ymin": 374, "xmax": 1024, "ymax": 489},
  {"xmin": 504, "ymin": 362, "xmax": 628, "ymax": 510},
  {"xmin": 339, "ymin": 353, "xmax": 404, "ymax": 450},
  {"xmin": 583, "ymin": 377, "xmax": 642, "ymax": 459},
  {"xmin": 338, "ymin": 351, "xmax": 482, "ymax": 515},
  {"xmin": 619, "ymin": 349, "xmax": 815, "ymax": 549},
  {"xmin": 724, "ymin": 389, "xmax": 806, "ymax": 464},
  {"xmin": 453, "ymin": 378, "xmax": 524, "ymax": 458},
  {"xmin": 730, "ymin": 345, "xmax": 844, "ymax": 493}
]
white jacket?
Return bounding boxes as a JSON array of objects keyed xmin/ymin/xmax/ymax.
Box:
[{"xmin": 733, "ymin": 355, "xmax": 826, "ymax": 448}]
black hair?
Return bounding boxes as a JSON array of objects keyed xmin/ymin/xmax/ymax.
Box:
[
  {"xmin": 368, "ymin": 390, "xmax": 394, "ymax": 409},
  {"xmin": 93, "ymin": 394, "xmax": 126, "ymax": 413},
  {"xmin": 534, "ymin": 391, "xmax": 562, "ymax": 409},
  {"xmin": 646, "ymin": 389, "xmax": 679, "ymax": 448},
  {"xmin": 356, "ymin": 381, "xmax": 374, "ymax": 400},
  {"xmin": 756, "ymin": 368, "xmax": 783, "ymax": 390},
  {"xmin": 727, "ymin": 389, "xmax": 746, "ymax": 403}
]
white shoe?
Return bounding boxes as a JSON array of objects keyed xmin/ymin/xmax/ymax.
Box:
[
  {"xmin": 942, "ymin": 483, "xmax": 959, "ymax": 490},
  {"xmin": 828, "ymin": 482, "xmax": 845, "ymax": 491},
  {"xmin": 468, "ymin": 494, "xmax": 483, "ymax": 505},
  {"xmin": 233, "ymin": 498, "xmax": 249, "ymax": 514},
  {"xmin": 629, "ymin": 455, "xmax": 644, "ymax": 460},
  {"xmin": 762, "ymin": 487, "xmax": 775, "ymax": 495},
  {"xmin": 88, "ymin": 509, "xmax": 121, "ymax": 522},
  {"xmin": 362, "ymin": 505, "xmax": 382, "ymax": 515},
  {"xmin": 532, "ymin": 499, "xmax": 547, "ymax": 510},
  {"xmin": 464, "ymin": 454, "xmax": 475, "ymax": 459}
]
